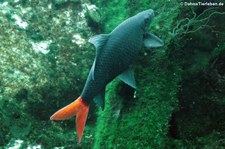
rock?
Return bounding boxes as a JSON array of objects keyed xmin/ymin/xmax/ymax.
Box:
[{"xmin": 84, "ymin": 3, "xmax": 101, "ymax": 23}]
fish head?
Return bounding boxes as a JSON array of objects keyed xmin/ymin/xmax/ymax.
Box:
[{"xmin": 136, "ymin": 9, "xmax": 154, "ymax": 32}]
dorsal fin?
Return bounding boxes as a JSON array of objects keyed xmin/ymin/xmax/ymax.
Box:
[
  {"xmin": 89, "ymin": 34, "xmax": 109, "ymax": 50},
  {"xmin": 90, "ymin": 59, "xmax": 96, "ymax": 80},
  {"xmin": 89, "ymin": 34, "xmax": 109, "ymax": 80}
]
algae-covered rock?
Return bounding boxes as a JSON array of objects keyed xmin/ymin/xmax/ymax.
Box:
[
  {"xmin": 84, "ymin": 3, "xmax": 101, "ymax": 23},
  {"xmin": 93, "ymin": 0, "xmax": 182, "ymax": 148},
  {"xmin": 93, "ymin": 0, "xmax": 225, "ymax": 148},
  {"xmin": 0, "ymin": 0, "xmax": 95, "ymax": 148},
  {"xmin": 52, "ymin": 0, "xmax": 80, "ymax": 8},
  {"xmin": 165, "ymin": 6, "xmax": 225, "ymax": 148}
]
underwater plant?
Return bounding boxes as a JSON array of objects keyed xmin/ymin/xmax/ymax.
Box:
[{"xmin": 171, "ymin": 7, "xmax": 225, "ymax": 38}]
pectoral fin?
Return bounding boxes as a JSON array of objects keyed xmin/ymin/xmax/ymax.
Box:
[
  {"xmin": 118, "ymin": 69, "xmax": 136, "ymax": 89},
  {"xmin": 144, "ymin": 32, "xmax": 164, "ymax": 48},
  {"xmin": 94, "ymin": 88, "xmax": 106, "ymax": 110}
]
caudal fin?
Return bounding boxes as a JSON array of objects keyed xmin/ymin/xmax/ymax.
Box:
[{"xmin": 50, "ymin": 97, "xmax": 89, "ymax": 143}]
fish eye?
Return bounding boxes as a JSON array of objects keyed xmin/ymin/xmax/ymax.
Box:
[{"xmin": 144, "ymin": 17, "xmax": 150, "ymax": 24}]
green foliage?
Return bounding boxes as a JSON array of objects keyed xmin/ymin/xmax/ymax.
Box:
[
  {"xmin": 117, "ymin": 63, "xmax": 181, "ymax": 148},
  {"xmin": 94, "ymin": 58, "xmax": 182, "ymax": 148},
  {"xmin": 94, "ymin": 80, "xmax": 123, "ymax": 149},
  {"xmin": 173, "ymin": 43, "xmax": 225, "ymax": 142},
  {"xmin": 211, "ymin": 42, "xmax": 225, "ymax": 61},
  {"xmin": 166, "ymin": 6, "xmax": 225, "ymax": 149},
  {"xmin": 0, "ymin": 96, "xmax": 30, "ymax": 145},
  {"xmin": 167, "ymin": 131, "xmax": 225, "ymax": 148},
  {"xmin": 95, "ymin": 0, "xmax": 129, "ymax": 33},
  {"xmin": 0, "ymin": 0, "xmax": 95, "ymax": 148}
]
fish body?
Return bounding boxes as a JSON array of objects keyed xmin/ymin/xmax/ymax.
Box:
[
  {"xmin": 81, "ymin": 11, "xmax": 148, "ymax": 105},
  {"xmin": 50, "ymin": 9, "xmax": 164, "ymax": 143}
]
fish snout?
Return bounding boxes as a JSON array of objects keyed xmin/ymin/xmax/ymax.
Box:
[
  {"xmin": 149, "ymin": 9, "xmax": 154, "ymax": 18},
  {"xmin": 146, "ymin": 9, "xmax": 154, "ymax": 25}
]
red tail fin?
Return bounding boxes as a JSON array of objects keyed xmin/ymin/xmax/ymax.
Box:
[{"xmin": 50, "ymin": 97, "xmax": 89, "ymax": 143}]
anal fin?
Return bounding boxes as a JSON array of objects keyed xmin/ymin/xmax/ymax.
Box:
[{"xmin": 94, "ymin": 88, "xmax": 105, "ymax": 110}]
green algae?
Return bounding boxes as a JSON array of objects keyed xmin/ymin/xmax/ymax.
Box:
[
  {"xmin": 94, "ymin": 58, "xmax": 182, "ymax": 148},
  {"xmin": 94, "ymin": 80, "xmax": 123, "ymax": 149},
  {"xmin": 0, "ymin": 0, "xmax": 95, "ymax": 148}
]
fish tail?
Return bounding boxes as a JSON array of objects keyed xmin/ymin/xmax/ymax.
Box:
[{"xmin": 50, "ymin": 97, "xmax": 89, "ymax": 143}]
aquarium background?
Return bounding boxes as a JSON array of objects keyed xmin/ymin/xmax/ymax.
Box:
[{"xmin": 0, "ymin": 0, "xmax": 225, "ymax": 148}]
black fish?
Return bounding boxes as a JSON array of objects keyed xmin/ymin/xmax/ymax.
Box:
[{"xmin": 50, "ymin": 9, "xmax": 164, "ymax": 143}]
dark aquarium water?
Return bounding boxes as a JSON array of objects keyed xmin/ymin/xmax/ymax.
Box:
[{"xmin": 0, "ymin": 0, "xmax": 225, "ymax": 148}]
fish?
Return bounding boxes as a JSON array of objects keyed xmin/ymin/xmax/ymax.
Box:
[{"xmin": 50, "ymin": 9, "xmax": 164, "ymax": 143}]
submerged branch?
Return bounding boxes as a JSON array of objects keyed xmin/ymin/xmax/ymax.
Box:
[{"xmin": 171, "ymin": 8, "xmax": 225, "ymax": 38}]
